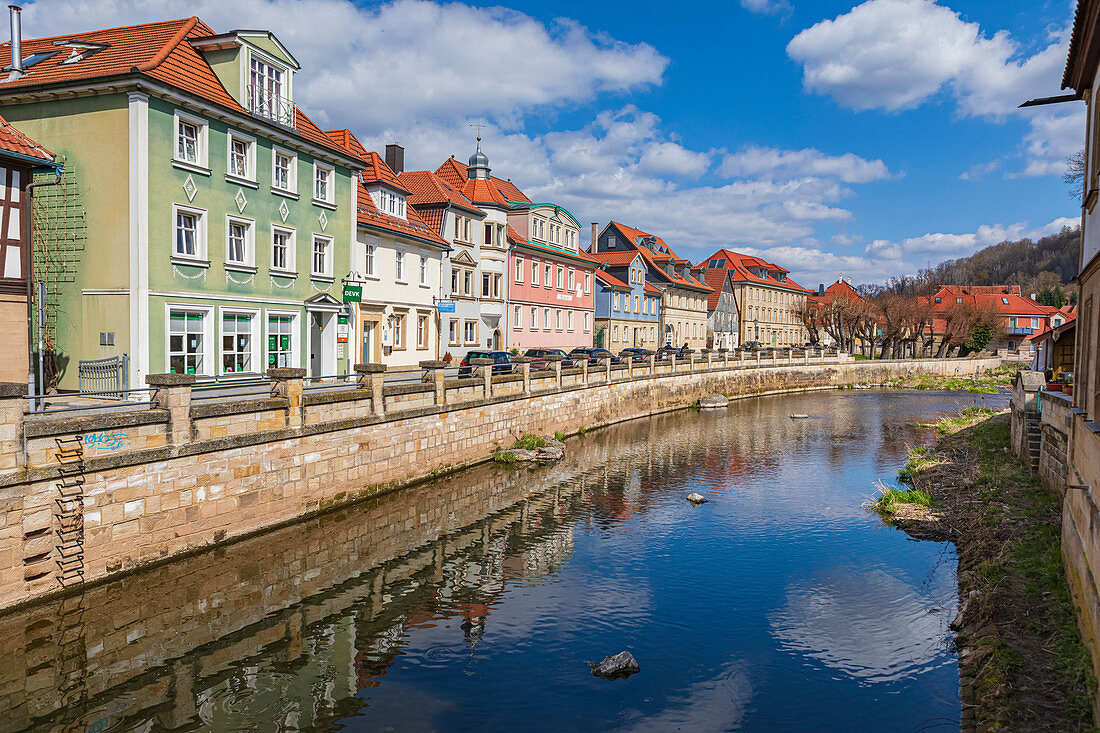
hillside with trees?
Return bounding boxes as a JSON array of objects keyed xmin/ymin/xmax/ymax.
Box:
[{"xmin": 921, "ymin": 225, "xmax": 1080, "ymax": 300}]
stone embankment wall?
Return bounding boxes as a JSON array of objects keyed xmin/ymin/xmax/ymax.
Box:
[
  {"xmin": 0, "ymin": 353, "xmax": 1001, "ymax": 612},
  {"xmin": 1011, "ymin": 373, "xmax": 1100, "ymax": 722}
]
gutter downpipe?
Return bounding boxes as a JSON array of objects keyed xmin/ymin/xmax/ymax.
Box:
[{"xmin": 26, "ymin": 167, "xmax": 63, "ymax": 411}]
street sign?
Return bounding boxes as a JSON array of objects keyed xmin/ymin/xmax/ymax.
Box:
[
  {"xmin": 437, "ymin": 300, "xmax": 456, "ymax": 313},
  {"xmin": 342, "ymin": 284, "xmax": 362, "ymax": 303}
]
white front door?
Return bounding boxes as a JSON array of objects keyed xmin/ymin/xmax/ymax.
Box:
[{"xmin": 309, "ymin": 312, "xmax": 335, "ymax": 377}]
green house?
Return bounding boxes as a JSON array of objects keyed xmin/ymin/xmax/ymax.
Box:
[{"xmin": 0, "ymin": 16, "xmax": 362, "ymax": 390}]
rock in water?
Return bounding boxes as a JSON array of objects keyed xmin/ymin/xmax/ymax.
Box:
[
  {"xmin": 588, "ymin": 651, "xmax": 640, "ymax": 679},
  {"xmin": 686, "ymin": 492, "xmax": 707, "ymax": 505},
  {"xmin": 699, "ymin": 395, "xmax": 729, "ymax": 409}
]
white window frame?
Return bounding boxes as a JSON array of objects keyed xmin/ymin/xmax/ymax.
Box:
[
  {"xmin": 311, "ymin": 234, "xmax": 334, "ymax": 280},
  {"xmin": 531, "ymin": 306, "xmax": 539, "ymax": 330},
  {"xmin": 532, "ymin": 259, "xmax": 540, "ymax": 286},
  {"xmin": 265, "ymin": 310, "xmax": 299, "ymax": 370},
  {"xmin": 395, "ymin": 249, "xmax": 407, "ymax": 283},
  {"xmin": 584, "ymin": 312, "xmax": 591, "ymax": 332},
  {"xmin": 313, "ymin": 161, "xmax": 335, "ymax": 205},
  {"xmin": 219, "ymin": 307, "xmax": 261, "ymax": 375},
  {"xmin": 463, "ymin": 319, "xmax": 478, "ymax": 345},
  {"xmin": 270, "ymin": 225, "xmax": 296, "ymax": 274},
  {"xmin": 419, "ymin": 254, "xmax": 429, "ymax": 287},
  {"xmin": 271, "ymin": 146, "xmax": 298, "ymax": 195},
  {"xmin": 416, "ymin": 312, "xmax": 429, "ymax": 350},
  {"xmin": 363, "ymin": 235, "xmax": 379, "ymax": 278},
  {"xmin": 172, "ymin": 203, "xmax": 208, "ymax": 263},
  {"xmin": 226, "ymin": 130, "xmax": 256, "ymax": 183},
  {"xmin": 173, "ymin": 110, "xmax": 208, "ymax": 170},
  {"xmin": 515, "ymin": 257, "xmax": 524, "ymax": 283},
  {"xmin": 166, "ymin": 304, "xmax": 214, "ymax": 376},
  {"xmin": 567, "ymin": 310, "xmax": 574, "ymax": 331},
  {"xmin": 448, "ymin": 319, "xmax": 460, "ymax": 346},
  {"xmin": 514, "ymin": 305, "xmax": 523, "ymax": 329},
  {"xmin": 225, "ymin": 215, "xmax": 255, "ymax": 268}
]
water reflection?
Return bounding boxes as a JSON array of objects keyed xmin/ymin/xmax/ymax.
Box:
[{"xmin": 0, "ymin": 389, "xmax": 1004, "ymax": 732}]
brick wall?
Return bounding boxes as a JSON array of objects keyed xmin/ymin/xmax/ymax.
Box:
[{"xmin": 0, "ymin": 354, "xmax": 1002, "ymax": 611}]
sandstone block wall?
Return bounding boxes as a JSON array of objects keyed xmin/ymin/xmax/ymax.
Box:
[{"xmin": 0, "ymin": 354, "xmax": 1001, "ymax": 611}]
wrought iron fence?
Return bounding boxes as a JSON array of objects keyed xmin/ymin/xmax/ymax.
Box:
[{"xmin": 77, "ymin": 354, "xmax": 128, "ymax": 399}]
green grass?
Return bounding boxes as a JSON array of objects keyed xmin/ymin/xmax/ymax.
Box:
[
  {"xmin": 554, "ymin": 431, "xmax": 566, "ymax": 442},
  {"xmin": 887, "ymin": 365, "xmax": 1016, "ymax": 394},
  {"xmin": 493, "ymin": 450, "xmax": 517, "ymax": 464},
  {"xmin": 513, "ymin": 434, "xmax": 547, "ymax": 450},
  {"xmin": 897, "ymin": 445, "xmax": 938, "ymax": 482},
  {"xmin": 867, "ymin": 481, "xmax": 933, "ymax": 517},
  {"xmin": 578, "ymin": 426, "xmax": 587, "ymax": 437}
]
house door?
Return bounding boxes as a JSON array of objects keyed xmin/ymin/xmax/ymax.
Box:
[
  {"xmin": 362, "ymin": 320, "xmax": 374, "ymax": 363},
  {"xmin": 664, "ymin": 324, "xmax": 673, "ymax": 346},
  {"xmin": 492, "ymin": 329, "xmax": 502, "ymax": 350},
  {"xmin": 310, "ymin": 312, "xmax": 333, "ymax": 377}
]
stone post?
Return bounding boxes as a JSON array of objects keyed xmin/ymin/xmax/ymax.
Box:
[
  {"xmin": 581, "ymin": 356, "xmax": 590, "ymax": 385},
  {"xmin": 599, "ymin": 355, "xmax": 612, "ymax": 383},
  {"xmin": 549, "ymin": 355, "xmax": 563, "ymax": 388},
  {"xmin": 704, "ymin": 349, "xmax": 713, "ymax": 370},
  {"xmin": 718, "ymin": 348, "xmax": 728, "ymax": 369},
  {"xmin": 0, "ymin": 383, "xmax": 27, "ymax": 472},
  {"xmin": 682, "ymin": 349, "xmax": 694, "ymax": 372},
  {"xmin": 670, "ymin": 353, "xmax": 677, "ymax": 374},
  {"xmin": 419, "ymin": 360, "xmax": 447, "ymax": 405},
  {"xmin": 355, "ymin": 363, "xmax": 387, "ymax": 417},
  {"xmin": 511, "ymin": 356, "xmax": 533, "ymax": 394},
  {"xmin": 471, "ymin": 357, "xmax": 495, "ymax": 398},
  {"xmin": 146, "ymin": 374, "xmax": 195, "ymax": 446},
  {"xmin": 268, "ymin": 368, "xmax": 306, "ymax": 429},
  {"xmin": 648, "ymin": 353, "xmax": 656, "ymax": 377},
  {"xmin": 625, "ymin": 352, "xmax": 634, "ymax": 379}
]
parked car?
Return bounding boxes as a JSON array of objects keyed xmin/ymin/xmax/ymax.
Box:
[
  {"xmin": 655, "ymin": 345, "xmax": 684, "ymax": 361},
  {"xmin": 569, "ymin": 347, "xmax": 622, "ymax": 365},
  {"xmin": 740, "ymin": 340, "xmax": 764, "ymax": 352},
  {"xmin": 458, "ymin": 350, "xmax": 515, "ymax": 377},
  {"xmin": 524, "ymin": 348, "xmax": 574, "ymax": 369},
  {"xmin": 619, "ymin": 347, "xmax": 651, "ymax": 363}
]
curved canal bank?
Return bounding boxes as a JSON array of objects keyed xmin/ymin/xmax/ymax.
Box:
[
  {"xmin": 0, "ymin": 356, "xmax": 1002, "ymax": 612},
  {"xmin": 880, "ymin": 409, "xmax": 1096, "ymax": 731},
  {"xmin": 0, "ymin": 388, "xmax": 995, "ymax": 731}
]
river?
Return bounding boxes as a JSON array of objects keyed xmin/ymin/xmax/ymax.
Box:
[{"xmin": 0, "ymin": 388, "xmax": 1007, "ymax": 732}]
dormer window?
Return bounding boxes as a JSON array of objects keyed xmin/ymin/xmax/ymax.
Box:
[
  {"xmin": 249, "ymin": 57, "xmax": 290, "ymax": 125},
  {"xmin": 372, "ymin": 187, "xmax": 405, "ymax": 219}
]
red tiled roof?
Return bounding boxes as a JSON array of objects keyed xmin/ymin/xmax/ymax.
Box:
[
  {"xmin": 417, "ymin": 207, "xmax": 445, "ymax": 236},
  {"xmin": 930, "ymin": 285, "xmax": 1050, "ymax": 316},
  {"xmin": 644, "ymin": 283, "xmax": 661, "ymax": 295},
  {"xmin": 356, "ymin": 176, "xmax": 448, "ymax": 247},
  {"xmin": 462, "ymin": 177, "xmax": 510, "ymax": 207},
  {"xmin": 434, "ymin": 156, "xmax": 467, "ymax": 188},
  {"xmin": 0, "ymin": 113, "xmax": 54, "ymax": 164},
  {"xmin": 601, "ymin": 221, "xmax": 711, "ymax": 291},
  {"xmin": 701, "ymin": 247, "xmax": 810, "ymax": 294},
  {"xmin": 589, "ymin": 250, "xmax": 644, "ymax": 268},
  {"xmin": 398, "ymin": 170, "xmax": 482, "ymax": 214},
  {"xmin": 701, "ymin": 268, "xmax": 731, "ymax": 310},
  {"xmin": 323, "ymin": 129, "xmax": 368, "ymax": 160},
  {"xmin": 0, "ymin": 18, "xmax": 353, "ymax": 160},
  {"xmin": 492, "ymin": 176, "xmax": 530, "ymax": 203},
  {"xmin": 595, "ymin": 269, "xmax": 630, "ymax": 291}
]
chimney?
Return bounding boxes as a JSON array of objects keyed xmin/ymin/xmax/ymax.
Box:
[
  {"xmin": 385, "ymin": 143, "xmax": 404, "ymax": 175},
  {"xmin": 818, "ymin": 283, "xmax": 825, "ymax": 296},
  {"xmin": 8, "ymin": 5, "xmax": 22, "ymax": 80},
  {"xmin": 591, "ymin": 222, "xmax": 598, "ymax": 250}
]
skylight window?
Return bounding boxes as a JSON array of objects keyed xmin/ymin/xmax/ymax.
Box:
[
  {"xmin": 1001, "ymin": 297, "xmax": 1009, "ymax": 305},
  {"xmin": 53, "ymin": 40, "xmax": 109, "ymax": 65},
  {"xmin": 15, "ymin": 49, "xmax": 59, "ymax": 70}
]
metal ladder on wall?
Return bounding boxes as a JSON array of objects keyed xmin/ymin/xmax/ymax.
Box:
[{"xmin": 53, "ymin": 436, "xmax": 85, "ymax": 587}]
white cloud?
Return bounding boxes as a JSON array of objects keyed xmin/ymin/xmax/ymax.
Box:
[
  {"xmin": 864, "ymin": 216, "xmax": 1077, "ymax": 262},
  {"xmin": 720, "ymin": 146, "xmax": 893, "ymax": 183},
  {"xmin": 740, "ymin": 0, "xmax": 792, "ymax": 16},
  {"xmin": 786, "ymin": 0, "xmax": 1081, "ymax": 177},
  {"xmin": 958, "ymin": 160, "xmax": 1000, "ymax": 181},
  {"xmin": 21, "ymin": 0, "xmax": 668, "ymax": 129}
]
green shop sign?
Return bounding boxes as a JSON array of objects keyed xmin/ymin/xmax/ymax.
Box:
[{"xmin": 342, "ymin": 284, "xmax": 362, "ymax": 303}]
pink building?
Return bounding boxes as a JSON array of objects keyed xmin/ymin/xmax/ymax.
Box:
[{"xmin": 506, "ymin": 223, "xmax": 596, "ymax": 350}]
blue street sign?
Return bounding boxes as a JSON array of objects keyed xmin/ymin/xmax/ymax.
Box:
[{"xmin": 437, "ymin": 300, "xmax": 456, "ymax": 313}]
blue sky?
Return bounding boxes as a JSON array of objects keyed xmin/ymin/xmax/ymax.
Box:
[{"xmin": 22, "ymin": 0, "xmax": 1084, "ymax": 286}]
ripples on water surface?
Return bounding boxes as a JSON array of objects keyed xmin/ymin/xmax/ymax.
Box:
[{"xmin": 0, "ymin": 389, "xmax": 1007, "ymax": 732}]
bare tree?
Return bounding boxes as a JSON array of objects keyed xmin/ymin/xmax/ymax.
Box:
[{"xmin": 1065, "ymin": 147, "xmax": 1086, "ymax": 201}]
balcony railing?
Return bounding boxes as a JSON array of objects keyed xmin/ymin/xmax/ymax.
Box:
[
  {"xmin": 1005, "ymin": 326, "xmax": 1033, "ymax": 336},
  {"xmin": 245, "ymin": 85, "xmax": 296, "ymax": 129}
]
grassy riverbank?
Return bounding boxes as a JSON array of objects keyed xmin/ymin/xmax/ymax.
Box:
[
  {"xmin": 884, "ymin": 364, "xmax": 1019, "ymax": 393},
  {"xmin": 870, "ymin": 409, "xmax": 1096, "ymax": 731}
]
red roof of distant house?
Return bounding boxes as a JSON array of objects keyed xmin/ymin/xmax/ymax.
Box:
[
  {"xmin": 644, "ymin": 283, "xmax": 662, "ymax": 295},
  {"xmin": 589, "ymin": 250, "xmax": 645, "ymax": 268},
  {"xmin": 0, "ymin": 18, "xmax": 354, "ymax": 160},
  {"xmin": 0, "ymin": 113, "xmax": 55, "ymax": 164},
  {"xmin": 700, "ymin": 247, "xmax": 810, "ymax": 294},
  {"xmin": 700, "ymin": 268, "xmax": 733, "ymax": 310},
  {"xmin": 930, "ymin": 285, "xmax": 1049, "ymax": 316},
  {"xmin": 601, "ymin": 221, "xmax": 711, "ymax": 292},
  {"xmin": 432, "ymin": 155, "xmax": 531, "ymax": 206},
  {"xmin": 595, "ymin": 269, "xmax": 630, "ymax": 291}
]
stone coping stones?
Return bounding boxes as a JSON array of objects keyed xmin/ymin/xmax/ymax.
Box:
[
  {"xmin": 145, "ymin": 373, "xmax": 196, "ymax": 387},
  {"xmin": 267, "ymin": 368, "xmax": 306, "ymax": 380},
  {"xmin": 699, "ymin": 395, "xmax": 729, "ymax": 409},
  {"xmin": 541, "ymin": 353, "xmax": 564, "ymax": 362},
  {"xmin": 469, "ymin": 358, "xmax": 495, "ymax": 366},
  {"xmin": 418, "ymin": 360, "xmax": 447, "ymax": 369},
  {"xmin": 510, "ymin": 355, "xmax": 534, "ymax": 363},
  {"xmin": 354, "ymin": 363, "xmax": 387, "ymax": 373}
]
